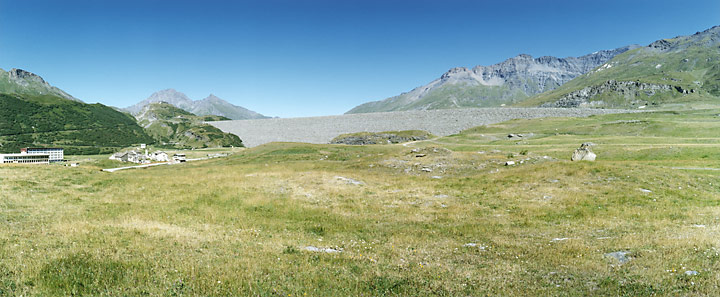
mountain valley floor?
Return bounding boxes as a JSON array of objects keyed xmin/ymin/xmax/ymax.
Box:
[{"xmin": 1, "ymin": 109, "xmax": 720, "ymax": 295}]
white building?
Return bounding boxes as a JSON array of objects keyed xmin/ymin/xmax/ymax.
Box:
[
  {"xmin": 109, "ymin": 150, "xmax": 142, "ymax": 163},
  {"xmin": 21, "ymin": 147, "xmax": 64, "ymax": 163},
  {"xmin": 0, "ymin": 153, "xmax": 50, "ymax": 164},
  {"xmin": 150, "ymin": 151, "xmax": 169, "ymax": 162},
  {"xmin": 173, "ymin": 153, "xmax": 186, "ymax": 163}
]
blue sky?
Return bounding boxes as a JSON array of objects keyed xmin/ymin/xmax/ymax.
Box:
[{"xmin": 1, "ymin": 0, "xmax": 718, "ymax": 117}]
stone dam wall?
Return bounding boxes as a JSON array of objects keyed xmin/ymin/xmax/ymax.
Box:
[{"xmin": 208, "ymin": 108, "xmax": 636, "ymax": 147}]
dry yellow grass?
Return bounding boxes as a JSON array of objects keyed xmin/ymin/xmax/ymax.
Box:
[{"xmin": 1, "ymin": 110, "xmax": 720, "ymax": 296}]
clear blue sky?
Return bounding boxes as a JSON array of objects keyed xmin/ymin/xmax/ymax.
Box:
[{"xmin": 1, "ymin": 0, "xmax": 718, "ymax": 117}]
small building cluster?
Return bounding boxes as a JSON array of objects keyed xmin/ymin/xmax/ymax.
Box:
[
  {"xmin": 0, "ymin": 147, "xmax": 64, "ymax": 164},
  {"xmin": 109, "ymin": 145, "xmax": 186, "ymax": 164},
  {"xmin": 110, "ymin": 150, "xmax": 170, "ymax": 164}
]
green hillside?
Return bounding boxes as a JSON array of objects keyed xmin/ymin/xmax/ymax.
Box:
[
  {"xmin": 520, "ymin": 26, "xmax": 720, "ymax": 109},
  {"xmin": 0, "ymin": 93, "xmax": 154, "ymax": 155},
  {"xmin": 136, "ymin": 102, "xmax": 243, "ymax": 149}
]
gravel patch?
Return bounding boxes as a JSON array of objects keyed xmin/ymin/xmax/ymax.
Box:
[{"xmin": 209, "ymin": 108, "xmax": 637, "ymax": 147}]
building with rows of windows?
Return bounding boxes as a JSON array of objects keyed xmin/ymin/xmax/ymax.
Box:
[
  {"xmin": 0, "ymin": 153, "xmax": 50, "ymax": 164},
  {"xmin": 20, "ymin": 147, "xmax": 64, "ymax": 163},
  {"xmin": 0, "ymin": 147, "xmax": 63, "ymax": 164}
]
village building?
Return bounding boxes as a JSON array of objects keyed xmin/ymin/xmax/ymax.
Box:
[
  {"xmin": 20, "ymin": 147, "xmax": 64, "ymax": 163},
  {"xmin": 173, "ymin": 153, "xmax": 187, "ymax": 163},
  {"xmin": 110, "ymin": 150, "xmax": 171, "ymax": 163},
  {"xmin": 21, "ymin": 147, "xmax": 64, "ymax": 163},
  {"xmin": 0, "ymin": 147, "xmax": 63, "ymax": 164},
  {"xmin": 151, "ymin": 151, "xmax": 169, "ymax": 162},
  {"xmin": 0, "ymin": 153, "xmax": 50, "ymax": 164},
  {"xmin": 109, "ymin": 150, "xmax": 142, "ymax": 163}
]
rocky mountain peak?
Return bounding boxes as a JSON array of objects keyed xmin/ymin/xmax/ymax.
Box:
[
  {"xmin": 512, "ymin": 54, "xmax": 534, "ymax": 60},
  {"xmin": 0, "ymin": 67, "xmax": 80, "ymax": 101},
  {"xmin": 441, "ymin": 67, "xmax": 471, "ymax": 79},
  {"xmin": 8, "ymin": 68, "xmax": 46, "ymax": 84},
  {"xmin": 202, "ymin": 94, "xmax": 222, "ymax": 102}
]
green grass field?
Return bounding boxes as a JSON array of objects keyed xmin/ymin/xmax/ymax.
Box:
[{"xmin": 1, "ymin": 110, "xmax": 719, "ymax": 296}]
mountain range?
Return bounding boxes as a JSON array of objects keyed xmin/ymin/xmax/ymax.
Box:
[
  {"xmin": 520, "ymin": 25, "xmax": 720, "ymax": 108},
  {"xmin": 125, "ymin": 89, "xmax": 268, "ymax": 120},
  {"xmin": 348, "ymin": 25, "xmax": 720, "ymax": 113},
  {"xmin": 2, "ymin": 25, "xmax": 719, "ymax": 155},
  {"xmin": 346, "ymin": 46, "xmax": 639, "ymax": 113}
]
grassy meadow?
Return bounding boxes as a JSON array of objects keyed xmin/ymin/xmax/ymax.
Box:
[{"xmin": 1, "ymin": 109, "xmax": 720, "ymax": 296}]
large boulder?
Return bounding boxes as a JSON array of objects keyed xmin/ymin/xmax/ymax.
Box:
[{"xmin": 571, "ymin": 143, "xmax": 596, "ymax": 161}]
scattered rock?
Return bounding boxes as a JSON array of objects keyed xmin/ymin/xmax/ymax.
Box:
[
  {"xmin": 335, "ymin": 176, "xmax": 364, "ymax": 185},
  {"xmin": 421, "ymin": 167, "xmax": 433, "ymax": 172},
  {"xmin": 463, "ymin": 243, "xmax": 486, "ymax": 250},
  {"xmin": 604, "ymin": 251, "xmax": 631, "ymax": 264},
  {"xmin": 639, "ymin": 188, "xmax": 652, "ymax": 193},
  {"xmin": 505, "ymin": 161, "xmax": 516, "ymax": 166},
  {"xmin": 434, "ymin": 194, "xmax": 449, "ymax": 199},
  {"xmin": 685, "ymin": 270, "xmax": 699, "ymax": 276},
  {"xmin": 415, "ymin": 154, "xmax": 426, "ymax": 158},
  {"xmin": 692, "ymin": 224, "xmax": 706, "ymax": 228},
  {"xmin": 571, "ymin": 142, "xmax": 596, "ymax": 161},
  {"xmin": 430, "ymin": 176, "xmax": 443, "ymax": 179},
  {"xmin": 551, "ymin": 237, "xmax": 570, "ymax": 242},
  {"xmin": 304, "ymin": 246, "xmax": 341, "ymax": 253}
]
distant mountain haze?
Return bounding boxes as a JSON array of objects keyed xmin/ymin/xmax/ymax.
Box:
[{"xmin": 126, "ymin": 89, "xmax": 268, "ymax": 120}]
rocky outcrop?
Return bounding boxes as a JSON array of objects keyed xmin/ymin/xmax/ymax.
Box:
[
  {"xmin": 8, "ymin": 68, "xmax": 46, "ymax": 84},
  {"xmin": 331, "ymin": 131, "xmax": 432, "ymax": 145},
  {"xmin": 540, "ymin": 80, "xmax": 692, "ymax": 108},
  {"xmin": 346, "ymin": 45, "xmax": 639, "ymax": 113},
  {"xmin": 571, "ymin": 143, "xmax": 596, "ymax": 161}
]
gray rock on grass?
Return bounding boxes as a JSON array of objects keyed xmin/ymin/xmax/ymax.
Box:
[
  {"xmin": 605, "ymin": 251, "xmax": 631, "ymax": 264},
  {"xmin": 571, "ymin": 142, "xmax": 596, "ymax": 161}
]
